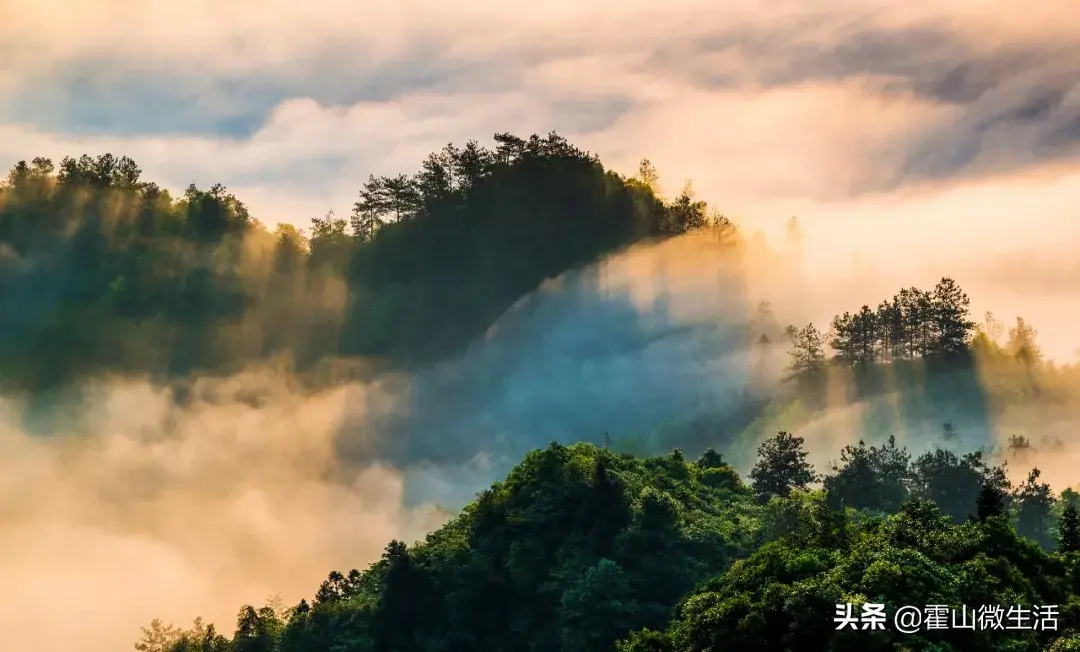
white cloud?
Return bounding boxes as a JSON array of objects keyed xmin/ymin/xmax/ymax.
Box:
[
  {"xmin": 5, "ymin": 3, "xmax": 1080, "ymax": 649},
  {"xmin": 0, "ymin": 372, "xmax": 450, "ymax": 652},
  {"xmin": 1, "ymin": 0, "xmax": 1078, "ymax": 288}
]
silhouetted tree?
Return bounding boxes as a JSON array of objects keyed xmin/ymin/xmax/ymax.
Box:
[
  {"xmin": 1059, "ymin": 502, "xmax": 1080, "ymax": 553},
  {"xmin": 750, "ymin": 431, "xmax": 817, "ymax": 500},
  {"xmin": 786, "ymin": 323, "xmax": 825, "ymax": 380},
  {"xmin": 233, "ymin": 605, "xmax": 278, "ymax": 652},
  {"xmin": 351, "ymin": 174, "xmax": 390, "ymax": 241},
  {"xmin": 977, "ymin": 480, "xmax": 1008, "ymax": 522},
  {"xmin": 374, "ymin": 540, "xmax": 418, "ymax": 650},
  {"xmin": 1014, "ymin": 467, "xmax": 1055, "ymax": 548},
  {"xmin": 661, "ymin": 180, "xmax": 709, "ymax": 235},
  {"xmin": 824, "ymin": 435, "xmax": 912, "ymax": 513},
  {"xmin": 308, "ymin": 210, "xmax": 350, "ymax": 272},
  {"xmin": 1007, "ymin": 434, "xmax": 1034, "ymax": 458},
  {"xmin": 696, "ymin": 448, "xmax": 725, "ymax": 469},
  {"xmin": 911, "ymin": 448, "xmax": 992, "ymax": 523},
  {"xmin": 830, "ymin": 305, "xmax": 878, "ymax": 368},
  {"xmin": 636, "ymin": 159, "xmax": 660, "ymax": 194},
  {"xmin": 875, "ymin": 298, "xmax": 904, "ymax": 361},
  {"xmin": 1007, "ymin": 316, "xmax": 1042, "ymax": 366},
  {"xmin": 930, "ymin": 277, "xmax": 975, "ymax": 356}
]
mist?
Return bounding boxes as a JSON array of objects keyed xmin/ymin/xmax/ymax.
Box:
[
  {"xmin": 2, "ymin": 226, "xmax": 768, "ymax": 651},
  {"xmin": 4, "ymin": 0, "xmax": 1080, "ymax": 647},
  {"xmin": 0, "ymin": 372, "xmax": 448, "ymax": 652},
  {"xmin": 5, "ymin": 200, "xmax": 1080, "ymax": 649}
]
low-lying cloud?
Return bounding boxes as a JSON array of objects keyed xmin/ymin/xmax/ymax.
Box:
[
  {"xmin": 3, "ymin": 221, "xmax": 1080, "ymax": 649},
  {"xmin": 2, "ymin": 0, "xmax": 1080, "ymax": 234},
  {"xmin": 3, "ymin": 2, "xmax": 1080, "ymax": 647},
  {"xmin": 0, "ymin": 372, "xmax": 449, "ymax": 652},
  {"xmin": 0, "ymin": 230, "xmax": 769, "ymax": 651}
]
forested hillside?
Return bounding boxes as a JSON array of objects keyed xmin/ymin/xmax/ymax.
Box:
[
  {"xmin": 123, "ymin": 265, "xmax": 1079, "ymax": 651},
  {"xmin": 618, "ymin": 273, "xmax": 1072, "ymax": 465},
  {"xmin": 136, "ymin": 433, "xmax": 1080, "ymax": 652},
  {"xmin": 5, "ymin": 133, "xmax": 1080, "ymax": 651},
  {"xmin": 0, "ymin": 132, "xmax": 727, "ymax": 392}
]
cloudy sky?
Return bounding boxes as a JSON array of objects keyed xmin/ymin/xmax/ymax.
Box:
[
  {"xmin": 5, "ymin": 5, "xmax": 1080, "ymax": 649},
  {"xmin": 3, "ymin": 0, "xmax": 1080, "ymax": 351}
]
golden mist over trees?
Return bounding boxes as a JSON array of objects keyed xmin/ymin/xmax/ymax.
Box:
[
  {"xmin": 5, "ymin": 133, "xmax": 1080, "ymax": 651},
  {"xmin": 0, "ymin": 132, "xmax": 732, "ymax": 393}
]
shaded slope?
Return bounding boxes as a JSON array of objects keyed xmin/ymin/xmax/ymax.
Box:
[{"xmin": 0, "ymin": 135, "xmax": 715, "ymax": 393}]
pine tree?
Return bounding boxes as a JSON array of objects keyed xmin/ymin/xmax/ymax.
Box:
[
  {"xmin": 875, "ymin": 299, "xmax": 903, "ymax": 362},
  {"xmin": 786, "ymin": 324, "xmax": 825, "ymax": 379},
  {"xmin": 830, "ymin": 307, "xmax": 878, "ymax": 368},
  {"xmin": 351, "ymin": 174, "xmax": 389, "ymax": 242},
  {"xmin": 750, "ymin": 431, "xmax": 817, "ymax": 500},
  {"xmin": 930, "ymin": 277, "xmax": 975, "ymax": 356},
  {"xmin": 1014, "ymin": 467, "xmax": 1055, "ymax": 548},
  {"xmin": 976, "ymin": 481, "xmax": 1007, "ymax": 522}
]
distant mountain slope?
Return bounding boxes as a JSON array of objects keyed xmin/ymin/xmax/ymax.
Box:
[{"xmin": 0, "ymin": 135, "xmax": 723, "ymax": 392}]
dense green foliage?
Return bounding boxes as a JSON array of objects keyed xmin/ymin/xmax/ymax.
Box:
[
  {"xmin": 137, "ymin": 429, "xmax": 1080, "ymax": 652},
  {"xmin": 5, "ymin": 134, "xmax": 1079, "ymax": 650},
  {"xmin": 0, "ymin": 134, "xmax": 725, "ymax": 392},
  {"xmin": 651, "ymin": 501, "xmax": 1078, "ymax": 652},
  {"xmin": 138, "ymin": 443, "xmax": 758, "ymax": 652}
]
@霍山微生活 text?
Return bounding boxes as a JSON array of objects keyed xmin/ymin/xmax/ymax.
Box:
[{"xmin": 833, "ymin": 602, "xmax": 1059, "ymax": 634}]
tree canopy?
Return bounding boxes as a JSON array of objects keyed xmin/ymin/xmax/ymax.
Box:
[
  {"xmin": 137, "ymin": 434, "xmax": 1080, "ymax": 652},
  {"xmin": 0, "ymin": 133, "xmax": 730, "ymax": 392},
  {"xmin": 4, "ymin": 133, "xmax": 1079, "ymax": 652}
]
